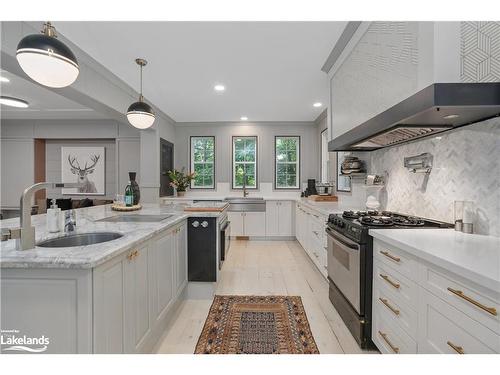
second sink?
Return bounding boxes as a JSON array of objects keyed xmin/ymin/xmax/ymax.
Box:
[{"xmin": 38, "ymin": 232, "xmax": 123, "ymax": 248}]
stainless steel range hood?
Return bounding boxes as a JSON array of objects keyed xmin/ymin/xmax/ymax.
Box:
[{"xmin": 328, "ymin": 83, "xmax": 500, "ymax": 151}]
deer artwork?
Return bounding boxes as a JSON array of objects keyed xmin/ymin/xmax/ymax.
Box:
[{"xmin": 67, "ymin": 154, "xmax": 101, "ymax": 193}]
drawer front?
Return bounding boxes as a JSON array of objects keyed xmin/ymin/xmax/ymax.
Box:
[
  {"xmin": 420, "ymin": 263, "xmax": 500, "ymax": 334},
  {"xmin": 418, "ymin": 289, "xmax": 499, "ymax": 353},
  {"xmin": 374, "ymin": 260, "xmax": 418, "ymax": 309},
  {"xmin": 374, "ymin": 240, "xmax": 418, "ymax": 281},
  {"xmin": 372, "ymin": 309, "xmax": 417, "ymax": 354},
  {"xmin": 373, "ymin": 279, "xmax": 418, "ymax": 338}
]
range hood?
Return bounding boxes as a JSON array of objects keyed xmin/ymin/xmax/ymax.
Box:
[{"xmin": 328, "ymin": 83, "xmax": 500, "ymax": 151}]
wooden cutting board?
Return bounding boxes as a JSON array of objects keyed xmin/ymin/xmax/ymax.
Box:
[{"xmin": 308, "ymin": 195, "xmax": 338, "ymax": 202}]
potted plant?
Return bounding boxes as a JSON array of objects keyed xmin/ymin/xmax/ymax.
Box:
[{"xmin": 166, "ymin": 168, "xmax": 195, "ymax": 197}]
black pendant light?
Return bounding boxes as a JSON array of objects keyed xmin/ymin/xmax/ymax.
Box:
[
  {"xmin": 127, "ymin": 58, "xmax": 155, "ymax": 129},
  {"xmin": 16, "ymin": 22, "xmax": 79, "ymax": 88}
]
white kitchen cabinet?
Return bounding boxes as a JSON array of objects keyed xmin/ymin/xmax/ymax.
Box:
[
  {"xmin": 150, "ymin": 229, "xmax": 174, "ymax": 325},
  {"xmin": 228, "ymin": 211, "xmax": 266, "ymax": 237},
  {"xmin": 174, "ymin": 222, "xmax": 188, "ymax": 296},
  {"xmin": 245, "ymin": 212, "xmax": 266, "ymax": 237},
  {"xmin": 228, "ymin": 212, "xmax": 244, "ymax": 236},
  {"xmin": 124, "ymin": 244, "xmax": 152, "ymax": 353},
  {"xmin": 266, "ymin": 200, "xmax": 294, "ymax": 237},
  {"xmin": 372, "ymin": 238, "xmax": 500, "ymax": 354}
]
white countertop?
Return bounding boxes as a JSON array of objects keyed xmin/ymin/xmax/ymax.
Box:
[
  {"xmin": 0, "ymin": 203, "xmax": 225, "ymax": 269},
  {"xmin": 370, "ymin": 228, "xmax": 500, "ymax": 292}
]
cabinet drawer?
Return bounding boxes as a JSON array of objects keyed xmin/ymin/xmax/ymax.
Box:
[
  {"xmin": 420, "ymin": 263, "xmax": 500, "ymax": 334},
  {"xmin": 373, "ymin": 281, "xmax": 418, "ymax": 338},
  {"xmin": 374, "ymin": 260, "xmax": 418, "ymax": 309},
  {"xmin": 374, "ymin": 240, "xmax": 418, "ymax": 281},
  {"xmin": 418, "ymin": 289, "xmax": 499, "ymax": 353},
  {"xmin": 372, "ymin": 309, "xmax": 417, "ymax": 354}
]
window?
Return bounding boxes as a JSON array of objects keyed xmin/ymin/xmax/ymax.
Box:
[
  {"xmin": 190, "ymin": 136, "xmax": 215, "ymax": 189},
  {"xmin": 274, "ymin": 136, "xmax": 300, "ymax": 189},
  {"xmin": 232, "ymin": 136, "xmax": 257, "ymax": 189},
  {"xmin": 320, "ymin": 129, "xmax": 329, "ymax": 183}
]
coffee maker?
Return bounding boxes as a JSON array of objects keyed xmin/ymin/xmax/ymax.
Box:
[{"xmin": 304, "ymin": 179, "xmax": 318, "ymax": 197}]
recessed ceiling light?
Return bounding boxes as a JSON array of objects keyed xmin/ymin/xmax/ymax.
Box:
[
  {"xmin": 0, "ymin": 96, "xmax": 29, "ymax": 108},
  {"xmin": 0, "ymin": 76, "xmax": 10, "ymax": 83},
  {"xmin": 240, "ymin": 116, "xmax": 248, "ymax": 121},
  {"xmin": 214, "ymin": 84, "xmax": 225, "ymax": 92},
  {"xmin": 435, "ymin": 136, "xmax": 442, "ymax": 140},
  {"xmin": 313, "ymin": 102, "xmax": 322, "ymax": 108},
  {"xmin": 443, "ymin": 114, "xmax": 459, "ymax": 119}
]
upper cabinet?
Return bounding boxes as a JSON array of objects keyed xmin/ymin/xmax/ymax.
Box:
[{"xmin": 327, "ymin": 22, "xmax": 500, "ymax": 143}]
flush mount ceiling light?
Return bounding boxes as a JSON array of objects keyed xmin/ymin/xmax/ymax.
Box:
[
  {"xmin": 0, "ymin": 96, "xmax": 29, "ymax": 108},
  {"xmin": 240, "ymin": 116, "xmax": 248, "ymax": 121},
  {"xmin": 214, "ymin": 84, "xmax": 225, "ymax": 92},
  {"xmin": 16, "ymin": 22, "xmax": 79, "ymax": 88},
  {"xmin": 127, "ymin": 58, "xmax": 155, "ymax": 130},
  {"xmin": 0, "ymin": 75, "xmax": 10, "ymax": 83},
  {"xmin": 313, "ymin": 102, "xmax": 322, "ymax": 108}
]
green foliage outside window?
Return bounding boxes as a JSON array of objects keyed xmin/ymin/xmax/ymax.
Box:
[{"xmin": 190, "ymin": 137, "xmax": 215, "ymax": 188}]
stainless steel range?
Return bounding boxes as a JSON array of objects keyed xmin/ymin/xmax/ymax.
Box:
[{"xmin": 326, "ymin": 210, "xmax": 452, "ymax": 349}]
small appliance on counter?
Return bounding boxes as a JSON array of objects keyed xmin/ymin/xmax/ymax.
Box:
[
  {"xmin": 303, "ymin": 179, "xmax": 318, "ymax": 197},
  {"xmin": 315, "ymin": 182, "xmax": 335, "ymax": 195}
]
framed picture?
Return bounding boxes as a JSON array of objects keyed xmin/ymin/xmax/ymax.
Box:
[
  {"xmin": 61, "ymin": 147, "xmax": 105, "ymax": 195},
  {"xmin": 336, "ymin": 152, "xmax": 351, "ymax": 192}
]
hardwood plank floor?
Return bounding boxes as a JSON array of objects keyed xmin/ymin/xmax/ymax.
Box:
[{"xmin": 155, "ymin": 239, "xmax": 376, "ymax": 354}]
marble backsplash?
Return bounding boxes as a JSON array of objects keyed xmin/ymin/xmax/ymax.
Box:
[{"xmin": 368, "ymin": 117, "xmax": 500, "ymax": 236}]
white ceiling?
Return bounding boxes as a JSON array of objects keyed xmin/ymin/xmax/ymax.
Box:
[
  {"xmin": 0, "ymin": 71, "xmax": 103, "ymax": 120},
  {"xmin": 57, "ymin": 22, "xmax": 346, "ymax": 123}
]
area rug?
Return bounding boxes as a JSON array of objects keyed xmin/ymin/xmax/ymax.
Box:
[{"xmin": 194, "ymin": 295, "xmax": 319, "ymax": 354}]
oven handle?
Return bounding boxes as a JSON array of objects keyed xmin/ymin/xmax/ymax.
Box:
[
  {"xmin": 221, "ymin": 220, "xmax": 230, "ymax": 231},
  {"xmin": 325, "ymin": 227, "xmax": 359, "ymax": 250}
]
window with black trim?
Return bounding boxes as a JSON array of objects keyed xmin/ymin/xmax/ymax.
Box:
[
  {"xmin": 190, "ymin": 136, "xmax": 215, "ymax": 189},
  {"xmin": 274, "ymin": 136, "xmax": 300, "ymax": 189},
  {"xmin": 232, "ymin": 136, "xmax": 257, "ymax": 189}
]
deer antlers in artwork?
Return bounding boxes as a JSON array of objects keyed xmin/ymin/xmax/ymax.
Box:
[{"xmin": 68, "ymin": 154, "xmax": 100, "ymax": 173}]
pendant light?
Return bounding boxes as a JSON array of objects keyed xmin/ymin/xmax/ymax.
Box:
[
  {"xmin": 127, "ymin": 58, "xmax": 155, "ymax": 129},
  {"xmin": 16, "ymin": 22, "xmax": 79, "ymax": 88}
]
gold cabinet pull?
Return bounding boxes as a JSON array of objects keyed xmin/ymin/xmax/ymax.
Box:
[
  {"xmin": 379, "ymin": 297, "xmax": 400, "ymax": 315},
  {"xmin": 447, "ymin": 287, "xmax": 497, "ymax": 316},
  {"xmin": 127, "ymin": 249, "xmax": 139, "ymax": 261},
  {"xmin": 380, "ymin": 274, "xmax": 400, "ymax": 289},
  {"xmin": 380, "ymin": 250, "xmax": 401, "ymax": 262},
  {"xmin": 447, "ymin": 341, "xmax": 465, "ymax": 354},
  {"xmin": 378, "ymin": 330, "xmax": 399, "ymax": 353}
]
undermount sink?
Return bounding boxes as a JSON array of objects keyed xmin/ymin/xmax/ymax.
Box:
[
  {"xmin": 96, "ymin": 214, "xmax": 173, "ymax": 223},
  {"xmin": 38, "ymin": 232, "xmax": 123, "ymax": 248},
  {"xmin": 225, "ymin": 197, "xmax": 264, "ymax": 202}
]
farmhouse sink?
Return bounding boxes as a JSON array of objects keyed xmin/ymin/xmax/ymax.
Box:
[
  {"xmin": 38, "ymin": 232, "xmax": 123, "ymax": 248},
  {"xmin": 224, "ymin": 197, "xmax": 265, "ymax": 212}
]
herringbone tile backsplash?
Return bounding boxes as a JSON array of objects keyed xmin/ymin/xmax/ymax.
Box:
[{"xmin": 369, "ymin": 118, "xmax": 500, "ymax": 236}]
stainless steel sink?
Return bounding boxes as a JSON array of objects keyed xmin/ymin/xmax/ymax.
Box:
[
  {"xmin": 96, "ymin": 214, "xmax": 174, "ymax": 223},
  {"xmin": 225, "ymin": 197, "xmax": 266, "ymax": 212},
  {"xmin": 38, "ymin": 232, "xmax": 123, "ymax": 248}
]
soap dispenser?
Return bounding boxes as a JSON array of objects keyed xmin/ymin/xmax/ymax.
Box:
[{"xmin": 47, "ymin": 199, "xmax": 61, "ymax": 233}]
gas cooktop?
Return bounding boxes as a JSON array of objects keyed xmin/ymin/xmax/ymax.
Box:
[{"xmin": 328, "ymin": 210, "xmax": 452, "ymax": 243}]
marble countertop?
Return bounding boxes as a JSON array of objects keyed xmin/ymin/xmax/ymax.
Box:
[
  {"xmin": 0, "ymin": 203, "xmax": 225, "ymax": 270},
  {"xmin": 370, "ymin": 228, "xmax": 500, "ymax": 292}
]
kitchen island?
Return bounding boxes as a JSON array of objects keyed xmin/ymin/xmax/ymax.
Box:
[{"xmin": 0, "ymin": 203, "xmax": 226, "ymax": 354}]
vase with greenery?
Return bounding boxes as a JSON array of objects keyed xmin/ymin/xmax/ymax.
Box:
[{"xmin": 166, "ymin": 168, "xmax": 195, "ymax": 197}]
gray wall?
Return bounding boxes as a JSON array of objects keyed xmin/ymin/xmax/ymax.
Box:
[
  {"xmin": 45, "ymin": 139, "xmax": 116, "ymax": 200},
  {"xmin": 0, "ymin": 119, "xmax": 139, "ymax": 208},
  {"xmin": 174, "ymin": 122, "xmax": 319, "ymax": 187}
]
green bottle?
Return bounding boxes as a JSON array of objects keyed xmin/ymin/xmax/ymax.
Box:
[{"xmin": 125, "ymin": 181, "xmax": 134, "ymax": 207}]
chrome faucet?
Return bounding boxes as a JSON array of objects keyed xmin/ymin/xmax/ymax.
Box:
[
  {"xmin": 17, "ymin": 182, "xmax": 83, "ymax": 250},
  {"xmin": 242, "ymin": 173, "xmax": 249, "ymax": 197}
]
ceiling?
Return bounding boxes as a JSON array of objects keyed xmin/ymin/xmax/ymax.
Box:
[
  {"xmin": 57, "ymin": 22, "xmax": 346, "ymax": 123},
  {"xmin": 0, "ymin": 71, "xmax": 104, "ymax": 120}
]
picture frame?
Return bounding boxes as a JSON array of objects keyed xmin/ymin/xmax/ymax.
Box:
[
  {"xmin": 336, "ymin": 151, "xmax": 352, "ymax": 192},
  {"xmin": 61, "ymin": 146, "xmax": 106, "ymax": 195}
]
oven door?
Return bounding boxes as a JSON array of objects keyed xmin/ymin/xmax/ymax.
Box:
[{"xmin": 326, "ymin": 227, "xmax": 361, "ymax": 314}]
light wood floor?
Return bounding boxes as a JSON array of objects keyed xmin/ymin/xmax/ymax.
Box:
[{"xmin": 155, "ymin": 240, "xmax": 375, "ymax": 354}]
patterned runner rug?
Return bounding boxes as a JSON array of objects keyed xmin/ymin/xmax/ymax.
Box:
[{"xmin": 195, "ymin": 295, "xmax": 319, "ymax": 354}]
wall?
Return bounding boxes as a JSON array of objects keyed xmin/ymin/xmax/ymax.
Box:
[
  {"xmin": 45, "ymin": 139, "xmax": 116, "ymax": 200},
  {"xmin": 0, "ymin": 119, "xmax": 140, "ymax": 208},
  {"xmin": 174, "ymin": 122, "xmax": 318, "ymax": 190},
  {"xmin": 369, "ymin": 118, "xmax": 500, "ymax": 236}
]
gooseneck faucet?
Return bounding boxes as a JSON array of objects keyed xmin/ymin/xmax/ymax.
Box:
[
  {"xmin": 242, "ymin": 173, "xmax": 249, "ymax": 198},
  {"xmin": 18, "ymin": 182, "xmax": 83, "ymax": 250}
]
